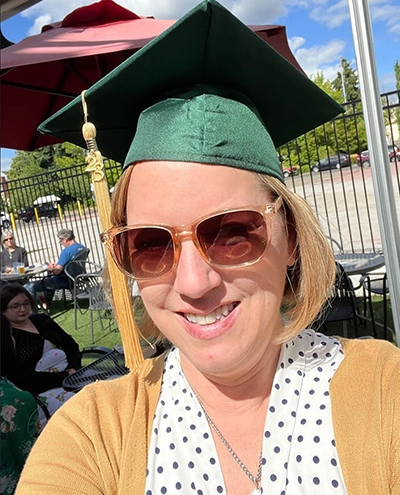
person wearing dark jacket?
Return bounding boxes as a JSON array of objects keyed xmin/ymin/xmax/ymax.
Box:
[
  {"xmin": 0, "ymin": 232, "xmax": 28, "ymax": 274},
  {"xmin": 1, "ymin": 284, "xmax": 80, "ymax": 413}
]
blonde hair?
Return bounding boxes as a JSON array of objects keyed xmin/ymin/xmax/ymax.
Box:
[
  {"xmin": 1, "ymin": 231, "xmax": 14, "ymax": 245},
  {"xmin": 106, "ymin": 166, "xmax": 335, "ymax": 344}
]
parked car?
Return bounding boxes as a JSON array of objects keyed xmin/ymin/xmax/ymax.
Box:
[
  {"xmin": 0, "ymin": 211, "xmax": 11, "ymax": 229},
  {"xmin": 356, "ymin": 144, "xmax": 400, "ymax": 168},
  {"xmin": 282, "ymin": 166, "xmax": 300, "ymax": 178},
  {"xmin": 18, "ymin": 203, "xmax": 59, "ymax": 222},
  {"xmin": 311, "ymin": 153, "xmax": 350, "ymax": 173}
]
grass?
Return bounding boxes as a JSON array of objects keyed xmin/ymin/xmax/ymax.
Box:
[{"xmin": 48, "ymin": 299, "xmax": 122, "ymax": 351}]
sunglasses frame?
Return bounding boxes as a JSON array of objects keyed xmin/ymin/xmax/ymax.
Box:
[{"xmin": 101, "ymin": 197, "xmax": 283, "ymax": 281}]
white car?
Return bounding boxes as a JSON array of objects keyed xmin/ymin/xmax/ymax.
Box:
[{"xmin": 0, "ymin": 211, "xmax": 11, "ymax": 229}]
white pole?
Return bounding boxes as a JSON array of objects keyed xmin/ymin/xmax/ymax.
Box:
[{"xmin": 347, "ymin": 0, "xmax": 400, "ymax": 343}]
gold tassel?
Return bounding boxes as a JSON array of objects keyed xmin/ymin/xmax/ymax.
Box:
[{"xmin": 81, "ymin": 91, "xmax": 144, "ymax": 371}]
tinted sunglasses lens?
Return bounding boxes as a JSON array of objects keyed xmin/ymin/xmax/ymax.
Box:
[
  {"xmin": 114, "ymin": 227, "xmax": 175, "ymax": 279},
  {"xmin": 196, "ymin": 210, "xmax": 268, "ymax": 265}
]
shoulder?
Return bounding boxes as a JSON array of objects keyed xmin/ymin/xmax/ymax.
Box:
[
  {"xmin": 334, "ymin": 338, "xmax": 400, "ymax": 396},
  {"xmin": 30, "ymin": 313, "xmax": 51, "ymax": 325},
  {"xmin": 340, "ymin": 337, "xmax": 400, "ymax": 371},
  {"xmin": 30, "ymin": 313, "xmax": 60, "ymax": 332}
]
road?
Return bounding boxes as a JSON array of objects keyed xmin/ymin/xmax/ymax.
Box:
[{"xmin": 285, "ymin": 164, "xmax": 400, "ymax": 253}]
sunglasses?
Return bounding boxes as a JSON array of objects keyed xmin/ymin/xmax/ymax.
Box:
[
  {"xmin": 4, "ymin": 238, "xmax": 14, "ymax": 242},
  {"xmin": 101, "ymin": 198, "xmax": 282, "ymax": 280}
]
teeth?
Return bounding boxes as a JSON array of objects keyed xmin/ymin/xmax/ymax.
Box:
[{"xmin": 184, "ymin": 303, "xmax": 234, "ymax": 326}]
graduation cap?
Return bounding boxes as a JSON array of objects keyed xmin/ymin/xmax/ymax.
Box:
[{"xmin": 39, "ymin": 0, "xmax": 343, "ymax": 183}]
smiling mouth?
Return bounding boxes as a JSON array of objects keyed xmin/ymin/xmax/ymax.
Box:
[{"xmin": 183, "ymin": 303, "xmax": 237, "ymax": 326}]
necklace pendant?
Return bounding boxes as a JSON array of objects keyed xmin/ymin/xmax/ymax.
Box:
[{"xmin": 250, "ymin": 489, "xmax": 262, "ymax": 495}]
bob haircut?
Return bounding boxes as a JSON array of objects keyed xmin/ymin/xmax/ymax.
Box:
[
  {"xmin": 1, "ymin": 231, "xmax": 15, "ymax": 244},
  {"xmin": 0, "ymin": 283, "xmax": 35, "ymax": 314},
  {"xmin": 106, "ymin": 165, "xmax": 336, "ymax": 344}
]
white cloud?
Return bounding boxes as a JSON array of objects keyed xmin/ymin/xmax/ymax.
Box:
[
  {"xmin": 290, "ymin": 38, "xmax": 347, "ymax": 79},
  {"xmin": 27, "ymin": 14, "xmax": 52, "ymax": 35},
  {"xmin": 289, "ymin": 36, "xmax": 306, "ymax": 52},
  {"xmin": 0, "ymin": 156, "xmax": 12, "ymax": 173},
  {"xmin": 19, "ymin": 0, "xmax": 290, "ymax": 25},
  {"xmin": 371, "ymin": 4, "xmax": 400, "ymax": 35},
  {"xmin": 309, "ymin": 0, "xmax": 349, "ymax": 29}
]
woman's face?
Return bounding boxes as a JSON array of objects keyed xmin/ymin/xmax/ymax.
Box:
[
  {"xmin": 3, "ymin": 235, "xmax": 16, "ymax": 250},
  {"xmin": 126, "ymin": 162, "xmax": 295, "ymax": 382},
  {"xmin": 3, "ymin": 293, "xmax": 32, "ymax": 325}
]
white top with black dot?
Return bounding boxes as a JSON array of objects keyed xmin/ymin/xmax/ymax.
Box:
[{"xmin": 145, "ymin": 329, "xmax": 348, "ymax": 494}]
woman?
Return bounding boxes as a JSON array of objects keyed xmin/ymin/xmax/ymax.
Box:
[
  {"xmin": 16, "ymin": 1, "xmax": 399, "ymax": 494},
  {"xmin": 0, "ymin": 232, "xmax": 28, "ymax": 274},
  {"xmin": 1, "ymin": 284, "xmax": 80, "ymax": 415}
]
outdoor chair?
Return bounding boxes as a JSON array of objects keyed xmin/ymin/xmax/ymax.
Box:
[
  {"xmin": 359, "ymin": 272, "xmax": 391, "ymax": 340},
  {"xmin": 64, "ymin": 260, "xmax": 102, "ymax": 331},
  {"xmin": 85, "ymin": 273, "xmax": 117, "ymax": 344},
  {"xmin": 58, "ymin": 248, "xmax": 91, "ymax": 306},
  {"xmin": 314, "ymin": 262, "xmax": 375, "ymax": 338},
  {"xmin": 326, "ymin": 236, "xmax": 344, "ymax": 254},
  {"xmin": 37, "ymin": 247, "xmax": 91, "ymax": 311}
]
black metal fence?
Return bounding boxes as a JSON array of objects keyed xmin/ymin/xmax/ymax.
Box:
[
  {"xmin": 1, "ymin": 161, "xmax": 121, "ymax": 266},
  {"xmin": 1, "ymin": 90, "xmax": 399, "ymax": 263},
  {"xmin": 278, "ymin": 89, "xmax": 400, "ymax": 253}
]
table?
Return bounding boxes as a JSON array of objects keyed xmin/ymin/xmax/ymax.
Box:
[
  {"xmin": 62, "ymin": 345, "xmax": 161, "ymax": 392},
  {"xmin": 0, "ymin": 263, "xmax": 49, "ymax": 282},
  {"xmin": 334, "ymin": 252, "xmax": 385, "ymax": 276},
  {"xmin": 63, "ymin": 349, "xmax": 129, "ymax": 392}
]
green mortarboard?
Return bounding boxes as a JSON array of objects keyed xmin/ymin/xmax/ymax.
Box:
[{"xmin": 38, "ymin": 0, "xmax": 343, "ymax": 182}]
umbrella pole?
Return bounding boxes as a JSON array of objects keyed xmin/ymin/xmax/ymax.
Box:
[{"xmin": 81, "ymin": 95, "xmax": 144, "ymax": 370}]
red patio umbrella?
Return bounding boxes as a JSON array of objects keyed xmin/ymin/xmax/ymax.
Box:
[{"xmin": 0, "ymin": 0, "xmax": 302, "ymax": 152}]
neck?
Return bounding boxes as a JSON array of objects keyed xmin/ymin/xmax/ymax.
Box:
[
  {"xmin": 12, "ymin": 318, "xmax": 32, "ymax": 330},
  {"xmin": 181, "ymin": 343, "xmax": 281, "ymax": 413}
]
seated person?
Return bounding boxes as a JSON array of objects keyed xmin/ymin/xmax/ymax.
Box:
[
  {"xmin": 0, "ymin": 232, "xmax": 28, "ymax": 274},
  {"xmin": 0, "ymin": 377, "xmax": 41, "ymax": 495},
  {"xmin": 25, "ymin": 228, "xmax": 86, "ymax": 308},
  {"xmin": 1, "ymin": 284, "xmax": 81, "ymax": 417},
  {"xmin": 1, "ymin": 315, "xmax": 44, "ymax": 495}
]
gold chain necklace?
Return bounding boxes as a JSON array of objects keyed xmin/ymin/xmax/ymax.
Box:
[{"xmin": 195, "ymin": 394, "xmax": 263, "ymax": 494}]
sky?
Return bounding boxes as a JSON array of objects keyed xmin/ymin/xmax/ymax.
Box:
[{"xmin": 1, "ymin": 0, "xmax": 400, "ymax": 173}]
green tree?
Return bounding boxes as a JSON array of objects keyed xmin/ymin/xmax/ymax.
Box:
[
  {"xmin": 7, "ymin": 150, "xmax": 47, "ymax": 180},
  {"xmin": 278, "ymin": 70, "xmax": 367, "ymax": 168},
  {"xmin": 6, "ymin": 143, "xmax": 91, "ymax": 213},
  {"xmin": 332, "ymin": 58, "xmax": 360, "ymax": 103}
]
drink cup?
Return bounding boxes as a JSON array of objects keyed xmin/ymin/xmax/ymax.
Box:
[{"xmin": 13, "ymin": 262, "xmax": 25, "ymax": 274}]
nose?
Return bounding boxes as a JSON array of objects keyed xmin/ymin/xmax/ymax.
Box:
[{"xmin": 173, "ymin": 240, "xmax": 222, "ymax": 298}]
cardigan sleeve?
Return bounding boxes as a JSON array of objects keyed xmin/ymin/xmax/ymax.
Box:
[
  {"xmin": 16, "ymin": 384, "xmax": 108, "ymax": 495},
  {"xmin": 16, "ymin": 356, "xmax": 165, "ymax": 495},
  {"xmin": 332, "ymin": 338, "xmax": 400, "ymax": 495}
]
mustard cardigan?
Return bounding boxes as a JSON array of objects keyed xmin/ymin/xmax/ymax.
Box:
[{"xmin": 17, "ymin": 338, "xmax": 400, "ymax": 494}]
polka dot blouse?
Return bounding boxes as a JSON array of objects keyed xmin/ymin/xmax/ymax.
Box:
[{"xmin": 145, "ymin": 329, "xmax": 348, "ymax": 494}]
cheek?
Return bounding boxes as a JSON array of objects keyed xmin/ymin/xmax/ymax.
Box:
[{"xmin": 138, "ymin": 281, "xmax": 172, "ymax": 314}]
